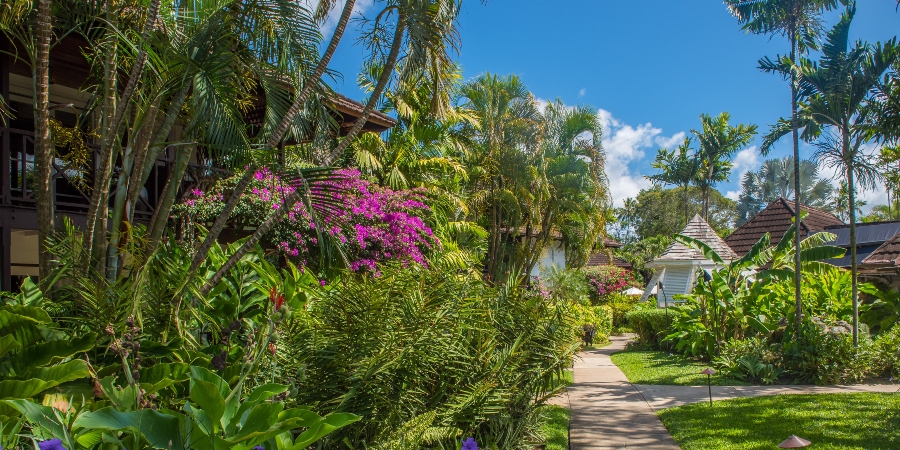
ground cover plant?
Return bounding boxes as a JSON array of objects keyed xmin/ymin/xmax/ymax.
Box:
[
  {"xmin": 610, "ymin": 350, "xmax": 747, "ymax": 386},
  {"xmin": 658, "ymin": 393, "xmax": 900, "ymax": 450}
]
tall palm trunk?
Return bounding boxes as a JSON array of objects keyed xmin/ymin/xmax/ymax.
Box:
[
  {"xmin": 322, "ymin": 9, "xmax": 406, "ymax": 166},
  {"xmin": 790, "ymin": 18, "xmax": 803, "ymax": 339},
  {"xmin": 188, "ymin": 0, "xmax": 358, "ymax": 274},
  {"xmin": 33, "ymin": 0, "xmax": 53, "ymax": 282},
  {"xmin": 84, "ymin": 0, "xmax": 161, "ymax": 267},
  {"xmin": 147, "ymin": 146, "xmax": 192, "ymax": 253},
  {"xmin": 198, "ymin": 11, "xmax": 408, "ymax": 296},
  {"xmin": 846, "ymin": 130, "xmax": 859, "ymax": 347}
]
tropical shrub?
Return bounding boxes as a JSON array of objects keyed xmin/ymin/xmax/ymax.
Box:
[
  {"xmin": 871, "ymin": 325, "xmax": 900, "ymax": 379},
  {"xmin": 583, "ymin": 265, "xmax": 641, "ymax": 302},
  {"xmin": 625, "ymin": 308, "xmax": 670, "ymax": 348},
  {"xmin": 279, "ymin": 266, "xmax": 581, "ymax": 449},
  {"xmin": 603, "ymin": 293, "xmax": 653, "ymax": 333},
  {"xmin": 715, "ymin": 337, "xmax": 782, "ymax": 384},
  {"xmin": 175, "ymin": 168, "xmax": 439, "ymax": 273},
  {"xmin": 572, "ymin": 303, "xmax": 613, "ymax": 343}
]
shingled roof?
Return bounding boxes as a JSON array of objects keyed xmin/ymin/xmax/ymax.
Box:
[
  {"xmin": 656, "ymin": 214, "xmax": 737, "ymax": 261},
  {"xmin": 725, "ymin": 198, "xmax": 843, "ymax": 257},
  {"xmin": 585, "ymin": 252, "xmax": 633, "ymax": 268},
  {"xmin": 861, "ymin": 231, "xmax": 900, "ymax": 267}
]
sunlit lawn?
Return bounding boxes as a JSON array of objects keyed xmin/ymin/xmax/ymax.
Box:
[
  {"xmin": 539, "ymin": 405, "xmax": 570, "ymax": 450},
  {"xmin": 658, "ymin": 393, "xmax": 900, "ymax": 449},
  {"xmin": 610, "ymin": 350, "xmax": 748, "ymax": 386}
]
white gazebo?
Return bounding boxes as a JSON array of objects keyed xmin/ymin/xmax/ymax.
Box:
[{"xmin": 640, "ymin": 214, "xmax": 737, "ymax": 307}]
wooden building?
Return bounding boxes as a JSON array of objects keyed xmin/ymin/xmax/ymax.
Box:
[{"xmin": 0, "ymin": 37, "xmax": 395, "ymax": 290}]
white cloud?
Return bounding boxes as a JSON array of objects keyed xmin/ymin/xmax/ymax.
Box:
[
  {"xmin": 654, "ymin": 132, "xmax": 686, "ymax": 150},
  {"xmin": 732, "ymin": 146, "xmax": 760, "ymax": 175},
  {"xmin": 597, "ymin": 109, "xmax": 684, "ymax": 208},
  {"xmin": 578, "ymin": 88, "xmax": 586, "ymax": 97},
  {"xmin": 725, "ymin": 190, "xmax": 741, "ymax": 201},
  {"xmin": 304, "ymin": 0, "xmax": 377, "ymax": 36},
  {"xmin": 534, "ymin": 97, "xmax": 549, "ymax": 114},
  {"xmin": 810, "ymin": 144, "xmax": 886, "ymax": 214}
]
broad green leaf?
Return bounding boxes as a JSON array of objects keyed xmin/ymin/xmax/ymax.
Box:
[
  {"xmin": 2, "ymin": 399, "xmax": 70, "ymax": 443},
  {"xmin": 21, "ymin": 360, "xmax": 90, "ymax": 385},
  {"xmin": 9, "ymin": 333, "xmax": 96, "ymax": 374},
  {"xmin": 73, "ymin": 407, "xmax": 184, "ymax": 450},
  {"xmin": 747, "ymin": 316, "xmax": 771, "ymax": 334},
  {"xmin": 799, "ymin": 245, "xmax": 845, "ymax": 262},
  {"xmin": 0, "ymin": 334, "xmax": 19, "ymax": 358},
  {"xmin": 0, "ymin": 305, "xmax": 51, "ymax": 323},
  {"xmin": 230, "ymin": 403, "xmax": 283, "ymax": 442},
  {"xmin": 190, "ymin": 378, "xmax": 226, "ymax": 430},
  {"xmin": 0, "ymin": 379, "xmax": 54, "ymax": 400},
  {"xmin": 140, "ymin": 363, "xmax": 191, "ymax": 394},
  {"xmin": 287, "ymin": 413, "xmax": 361, "ymax": 449}
]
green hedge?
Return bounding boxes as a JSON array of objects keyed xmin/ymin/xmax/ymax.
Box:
[
  {"xmin": 572, "ymin": 303, "xmax": 613, "ymax": 343},
  {"xmin": 625, "ymin": 307, "xmax": 669, "ymax": 348}
]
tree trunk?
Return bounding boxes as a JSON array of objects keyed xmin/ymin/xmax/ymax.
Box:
[
  {"xmin": 33, "ymin": 0, "xmax": 54, "ymax": 282},
  {"xmin": 187, "ymin": 0, "xmax": 357, "ymax": 272},
  {"xmin": 84, "ymin": 0, "xmax": 161, "ymax": 266},
  {"xmin": 147, "ymin": 146, "xmax": 192, "ymax": 254},
  {"xmin": 847, "ymin": 140, "xmax": 859, "ymax": 347},
  {"xmin": 322, "ymin": 9, "xmax": 407, "ymax": 166},
  {"xmin": 790, "ymin": 22, "xmax": 803, "ymax": 339}
]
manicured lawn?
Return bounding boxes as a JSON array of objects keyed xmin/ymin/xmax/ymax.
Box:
[
  {"xmin": 658, "ymin": 393, "xmax": 900, "ymax": 449},
  {"xmin": 610, "ymin": 350, "xmax": 748, "ymax": 386},
  {"xmin": 538, "ymin": 405, "xmax": 570, "ymax": 450}
]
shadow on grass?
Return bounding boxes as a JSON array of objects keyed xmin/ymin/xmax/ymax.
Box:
[
  {"xmin": 658, "ymin": 393, "xmax": 900, "ymax": 450},
  {"xmin": 610, "ymin": 349, "xmax": 749, "ymax": 386}
]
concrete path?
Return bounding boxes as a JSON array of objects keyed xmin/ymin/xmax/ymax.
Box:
[
  {"xmin": 556, "ymin": 334, "xmax": 900, "ymax": 449},
  {"xmin": 563, "ymin": 335, "xmax": 681, "ymax": 450}
]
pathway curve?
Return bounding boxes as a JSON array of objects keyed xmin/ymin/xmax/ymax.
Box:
[
  {"xmin": 558, "ymin": 334, "xmax": 900, "ymax": 449},
  {"xmin": 564, "ymin": 335, "xmax": 680, "ymax": 450}
]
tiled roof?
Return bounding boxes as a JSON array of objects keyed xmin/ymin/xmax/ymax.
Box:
[
  {"xmin": 656, "ymin": 214, "xmax": 737, "ymax": 261},
  {"xmin": 585, "ymin": 252, "xmax": 633, "ymax": 268},
  {"xmin": 330, "ymin": 94, "xmax": 397, "ymax": 128},
  {"xmin": 725, "ymin": 198, "xmax": 843, "ymax": 257},
  {"xmin": 861, "ymin": 231, "xmax": 900, "ymax": 266}
]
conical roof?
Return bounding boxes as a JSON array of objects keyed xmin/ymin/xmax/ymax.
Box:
[{"xmin": 656, "ymin": 214, "xmax": 737, "ymax": 261}]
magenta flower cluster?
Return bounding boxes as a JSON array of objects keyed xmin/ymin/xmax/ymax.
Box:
[
  {"xmin": 584, "ymin": 266, "xmax": 639, "ymax": 298},
  {"xmin": 178, "ymin": 168, "xmax": 439, "ymax": 274}
]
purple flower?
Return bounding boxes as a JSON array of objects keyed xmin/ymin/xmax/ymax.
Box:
[
  {"xmin": 319, "ymin": 279, "xmax": 326, "ymax": 287},
  {"xmin": 461, "ymin": 438, "xmax": 478, "ymax": 450},
  {"xmin": 38, "ymin": 439, "xmax": 66, "ymax": 450},
  {"xmin": 253, "ymin": 446, "xmax": 264, "ymax": 450}
]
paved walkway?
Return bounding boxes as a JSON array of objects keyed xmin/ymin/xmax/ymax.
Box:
[{"xmin": 555, "ymin": 334, "xmax": 900, "ymax": 449}]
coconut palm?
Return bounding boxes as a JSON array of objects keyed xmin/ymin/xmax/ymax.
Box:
[
  {"xmin": 647, "ymin": 138, "xmax": 700, "ymax": 229},
  {"xmin": 691, "ymin": 112, "xmax": 757, "ymax": 221},
  {"xmin": 726, "ymin": 0, "xmax": 845, "ymax": 336},
  {"xmin": 737, "ymin": 157, "xmax": 834, "ymax": 224},
  {"xmin": 764, "ymin": 4, "xmax": 899, "ymax": 345}
]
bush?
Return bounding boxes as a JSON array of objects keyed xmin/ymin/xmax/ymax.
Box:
[
  {"xmin": 715, "ymin": 337, "xmax": 782, "ymax": 384},
  {"xmin": 583, "ymin": 265, "xmax": 641, "ymax": 302},
  {"xmin": 604, "ymin": 293, "xmax": 653, "ymax": 333},
  {"xmin": 872, "ymin": 325, "xmax": 900, "ymax": 379},
  {"xmin": 572, "ymin": 303, "xmax": 613, "ymax": 343},
  {"xmin": 282, "ymin": 266, "xmax": 582, "ymax": 448},
  {"xmin": 625, "ymin": 307, "xmax": 670, "ymax": 348},
  {"xmin": 780, "ymin": 319, "xmax": 874, "ymax": 385}
]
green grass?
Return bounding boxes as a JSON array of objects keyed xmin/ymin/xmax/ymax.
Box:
[
  {"xmin": 658, "ymin": 393, "xmax": 900, "ymax": 449},
  {"xmin": 538, "ymin": 405, "xmax": 570, "ymax": 450},
  {"xmin": 610, "ymin": 350, "xmax": 748, "ymax": 386}
]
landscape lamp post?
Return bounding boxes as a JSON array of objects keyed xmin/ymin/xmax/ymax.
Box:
[
  {"xmin": 700, "ymin": 368, "xmax": 715, "ymax": 406},
  {"xmin": 778, "ymin": 435, "xmax": 811, "ymax": 448}
]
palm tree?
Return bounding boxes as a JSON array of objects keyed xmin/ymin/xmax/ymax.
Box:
[
  {"xmin": 737, "ymin": 157, "xmax": 834, "ymax": 224},
  {"xmin": 691, "ymin": 112, "xmax": 757, "ymax": 221},
  {"xmin": 647, "ymin": 138, "xmax": 700, "ymax": 229},
  {"xmin": 727, "ymin": 0, "xmax": 844, "ymax": 336},
  {"xmin": 766, "ymin": 4, "xmax": 899, "ymax": 345},
  {"xmin": 455, "ymin": 73, "xmax": 542, "ymax": 281}
]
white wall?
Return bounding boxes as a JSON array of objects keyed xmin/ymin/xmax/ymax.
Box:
[{"xmin": 530, "ymin": 240, "xmax": 566, "ymax": 279}]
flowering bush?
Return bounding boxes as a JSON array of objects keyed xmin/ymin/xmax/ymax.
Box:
[
  {"xmin": 583, "ymin": 265, "xmax": 641, "ymax": 300},
  {"xmin": 174, "ymin": 168, "xmax": 439, "ymax": 273}
]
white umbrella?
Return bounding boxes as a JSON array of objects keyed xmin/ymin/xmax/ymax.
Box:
[{"xmin": 622, "ymin": 287, "xmax": 644, "ymax": 296}]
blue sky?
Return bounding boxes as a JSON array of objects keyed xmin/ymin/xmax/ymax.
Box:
[{"xmin": 323, "ymin": 0, "xmax": 900, "ymax": 210}]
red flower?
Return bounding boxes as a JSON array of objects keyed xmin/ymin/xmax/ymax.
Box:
[{"xmin": 270, "ymin": 287, "xmax": 284, "ymax": 310}]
